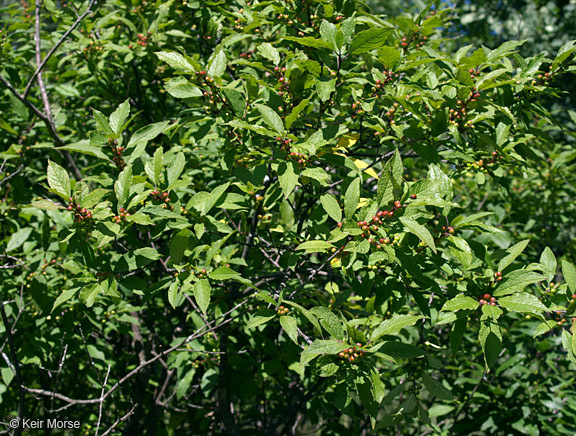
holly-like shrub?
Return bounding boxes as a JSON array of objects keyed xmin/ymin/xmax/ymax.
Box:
[{"xmin": 2, "ymin": 0, "xmax": 576, "ymax": 434}]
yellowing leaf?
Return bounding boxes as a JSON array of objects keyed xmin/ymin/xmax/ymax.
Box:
[
  {"xmin": 353, "ymin": 159, "xmax": 379, "ymax": 179},
  {"xmin": 337, "ymin": 134, "xmax": 359, "ymax": 149}
]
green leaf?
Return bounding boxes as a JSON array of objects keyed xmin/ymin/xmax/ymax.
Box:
[
  {"xmin": 377, "ymin": 149, "xmax": 403, "ymax": 207},
  {"xmin": 421, "ymin": 372, "xmax": 453, "ymax": 401},
  {"xmin": 344, "ymin": 178, "xmax": 361, "ymax": 218},
  {"xmin": 247, "ymin": 309, "xmax": 277, "ymax": 329},
  {"xmin": 168, "ymin": 281, "xmax": 182, "ymax": 309},
  {"xmin": 209, "ymin": 266, "xmax": 241, "ymax": 281},
  {"xmin": 479, "ymin": 322, "xmax": 502, "ymax": 370},
  {"xmin": 498, "ymin": 239, "xmax": 530, "ymax": 272},
  {"xmin": 370, "ymin": 370, "xmax": 385, "ymax": 404},
  {"xmin": 441, "ymin": 294, "xmax": 478, "ymax": 312},
  {"xmin": 400, "ymin": 217, "xmax": 437, "ymax": 254},
  {"xmin": 221, "ymin": 88, "xmax": 245, "ymax": 116},
  {"xmin": 300, "ymin": 339, "xmax": 348, "ymax": 365},
  {"xmin": 296, "ymin": 240, "xmax": 333, "ymax": 253},
  {"xmin": 207, "ymin": 49, "xmax": 227, "ymax": 78},
  {"xmin": 562, "ymin": 260, "xmax": 576, "ymax": 294},
  {"xmin": 165, "ymin": 77, "xmax": 203, "ymax": 98},
  {"xmin": 58, "ymin": 143, "xmax": 108, "ymax": 160},
  {"xmin": 283, "ymin": 36, "xmax": 333, "ymax": 50},
  {"xmin": 371, "ymin": 314, "xmax": 422, "ymax": 341},
  {"xmin": 319, "ymin": 20, "xmax": 338, "ymax": 50},
  {"xmin": 51, "ymin": 287, "xmax": 80, "ymax": 312},
  {"xmin": 155, "ymin": 51, "xmax": 196, "ymax": 72},
  {"xmin": 320, "ymin": 194, "xmax": 342, "ymax": 223},
  {"xmin": 379, "ymin": 342, "xmax": 425, "ymax": 359},
  {"xmin": 6, "ymin": 227, "xmax": 33, "ymax": 252},
  {"xmin": 255, "ymin": 104, "xmax": 284, "ymax": 133},
  {"xmin": 494, "ymin": 270, "xmax": 545, "ymax": 296},
  {"xmin": 533, "ymin": 320, "xmax": 557, "ymax": 338},
  {"xmin": 194, "ymin": 279, "xmax": 211, "ymax": 315},
  {"xmin": 127, "ymin": 121, "xmax": 169, "ymax": 148},
  {"xmin": 315, "ymin": 77, "xmax": 336, "ymax": 102},
  {"xmin": 285, "ymin": 99, "xmax": 309, "ymax": 129},
  {"xmin": 378, "ymin": 46, "xmax": 401, "ymax": 68},
  {"xmin": 280, "ymin": 316, "xmax": 299, "ymax": 344},
  {"xmin": 167, "ymin": 153, "xmax": 186, "ymax": 188},
  {"xmin": 93, "ymin": 109, "xmax": 113, "ymax": 135},
  {"xmin": 109, "ymin": 99, "xmax": 130, "ymax": 134},
  {"xmin": 310, "ymin": 307, "xmax": 345, "ymax": 340},
  {"xmin": 114, "ymin": 165, "xmax": 132, "ymax": 209},
  {"xmin": 154, "ymin": 147, "xmax": 163, "ymax": 186},
  {"xmin": 278, "ymin": 161, "xmax": 299, "ymax": 198},
  {"xmin": 498, "ymin": 293, "xmax": 547, "ymax": 313},
  {"xmin": 487, "ymin": 40, "xmax": 526, "ymax": 62},
  {"xmin": 176, "ymin": 368, "xmax": 196, "ymax": 400},
  {"xmin": 47, "ymin": 160, "xmax": 71, "ymax": 200},
  {"xmin": 80, "ymin": 283, "xmax": 100, "ymax": 307},
  {"xmin": 170, "ymin": 229, "xmax": 190, "ymax": 265},
  {"xmin": 301, "ymin": 168, "xmax": 330, "ymax": 185},
  {"xmin": 257, "ymin": 42, "xmax": 280, "ymax": 65},
  {"xmin": 0, "ymin": 117, "xmax": 17, "ymax": 135},
  {"xmin": 350, "ymin": 28, "xmax": 392, "ymax": 54}
]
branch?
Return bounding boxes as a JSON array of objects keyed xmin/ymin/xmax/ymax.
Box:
[
  {"xmin": 99, "ymin": 404, "xmax": 137, "ymax": 436},
  {"xmin": 0, "ymin": 293, "xmax": 25, "ymax": 436},
  {"xmin": 0, "ymin": 74, "xmax": 82, "ymax": 180},
  {"xmin": 23, "ymin": 295, "xmax": 254, "ymax": 406},
  {"xmin": 0, "ymin": 165, "xmax": 23, "ymax": 187},
  {"xmin": 23, "ymin": 0, "xmax": 97, "ymax": 98}
]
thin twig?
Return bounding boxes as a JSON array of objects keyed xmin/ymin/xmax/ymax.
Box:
[
  {"xmin": 95, "ymin": 364, "xmax": 112, "ymax": 436},
  {"xmin": 0, "ymin": 293, "xmax": 25, "ymax": 436},
  {"xmin": 24, "ymin": 0, "xmax": 98, "ymax": 98},
  {"xmin": 99, "ymin": 404, "xmax": 137, "ymax": 436}
]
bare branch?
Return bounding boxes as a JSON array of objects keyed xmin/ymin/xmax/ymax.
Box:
[
  {"xmin": 99, "ymin": 404, "xmax": 137, "ymax": 436},
  {"xmin": 24, "ymin": 0, "xmax": 98, "ymax": 98}
]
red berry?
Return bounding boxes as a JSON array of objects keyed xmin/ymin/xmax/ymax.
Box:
[{"xmin": 483, "ymin": 294, "xmax": 491, "ymax": 300}]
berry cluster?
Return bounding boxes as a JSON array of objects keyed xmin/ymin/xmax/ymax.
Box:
[
  {"xmin": 272, "ymin": 66, "xmax": 294, "ymax": 101},
  {"xmin": 466, "ymin": 151, "xmax": 502, "ymax": 173},
  {"xmin": 545, "ymin": 282, "xmax": 559, "ymax": 293},
  {"xmin": 238, "ymin": 51, "xmax": 253, "ymax": 59},
  {"xmin": 449, "ymin": 89, "xmax": 481, "ymax": 129},
  {"xmin": 479, "ymin": 293, "xmax": 498, "ymax": 306},
  {"xmin": 20, "ymin": 0, "xmax": 32, "ymax": 20},
  {"xmin": 338, "ymin": 343, "xmax": 366, "ymax": 363},
  {"xmin": 351, "ymin": 100, "xmax": 364, "ymax": 118},
  {"xmin": 554, "ymin": 311, "xmax": 567, "ymax": 326},
  {"xmin": 468, "ymin": 68, "xmax": 480, "ymax": 79},
  {"xmin": 112, "ymin": 207, "xmax": 131, "ymax": 224},
  {"xmin": 67, "ymin": 199, "xmax": 93, "ymax": 223},
  {"xmin": 83, "ymin": 38, "xmax": 104, "ymax": 54},
  {"xmin": 194, "ymin": 70, "xmax": 231, "ymax": 115},
  {"xmin": 136, "ymin": 32, "xmax": 150, "ymax": 47},
  {"xmin": 384, "ymin": 102, "xmax": 402, "ymax": 125},
  {"xmin": 531, "ymin": 70, "xmax": 552, "ymax": 86},
  {"xmin": 441, "ymin": 225, "xmax": 455, "ymax": 235},
  {"xmin": 233, "ymin": 11, "xmax": 245, "ymax": 30},
  {"xmin": 399, "ymin": 31, "xmax": 428, "ymax": 51},
  {"xmin": 277, "ymin": 305, "xmax": 289, "ymax": 315},
  {"xmin": 276, "ymin": 136, "xmax": 293, "ymax": 153},
  {"xmin": 149, "ymin": 190, "xmax": 174, "ymax": 210},
  {"xmin": 287, "ymin": 151, "xmax": 308, "ymax": 167},
  {"xmin": 108, "ymin": 139, "xmax": 126, "ymax": 169}
]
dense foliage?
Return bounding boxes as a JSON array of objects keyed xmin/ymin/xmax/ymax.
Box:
[{"xmin": 1, "ymin": 0, "xmax": 576, "ymax": 434}]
